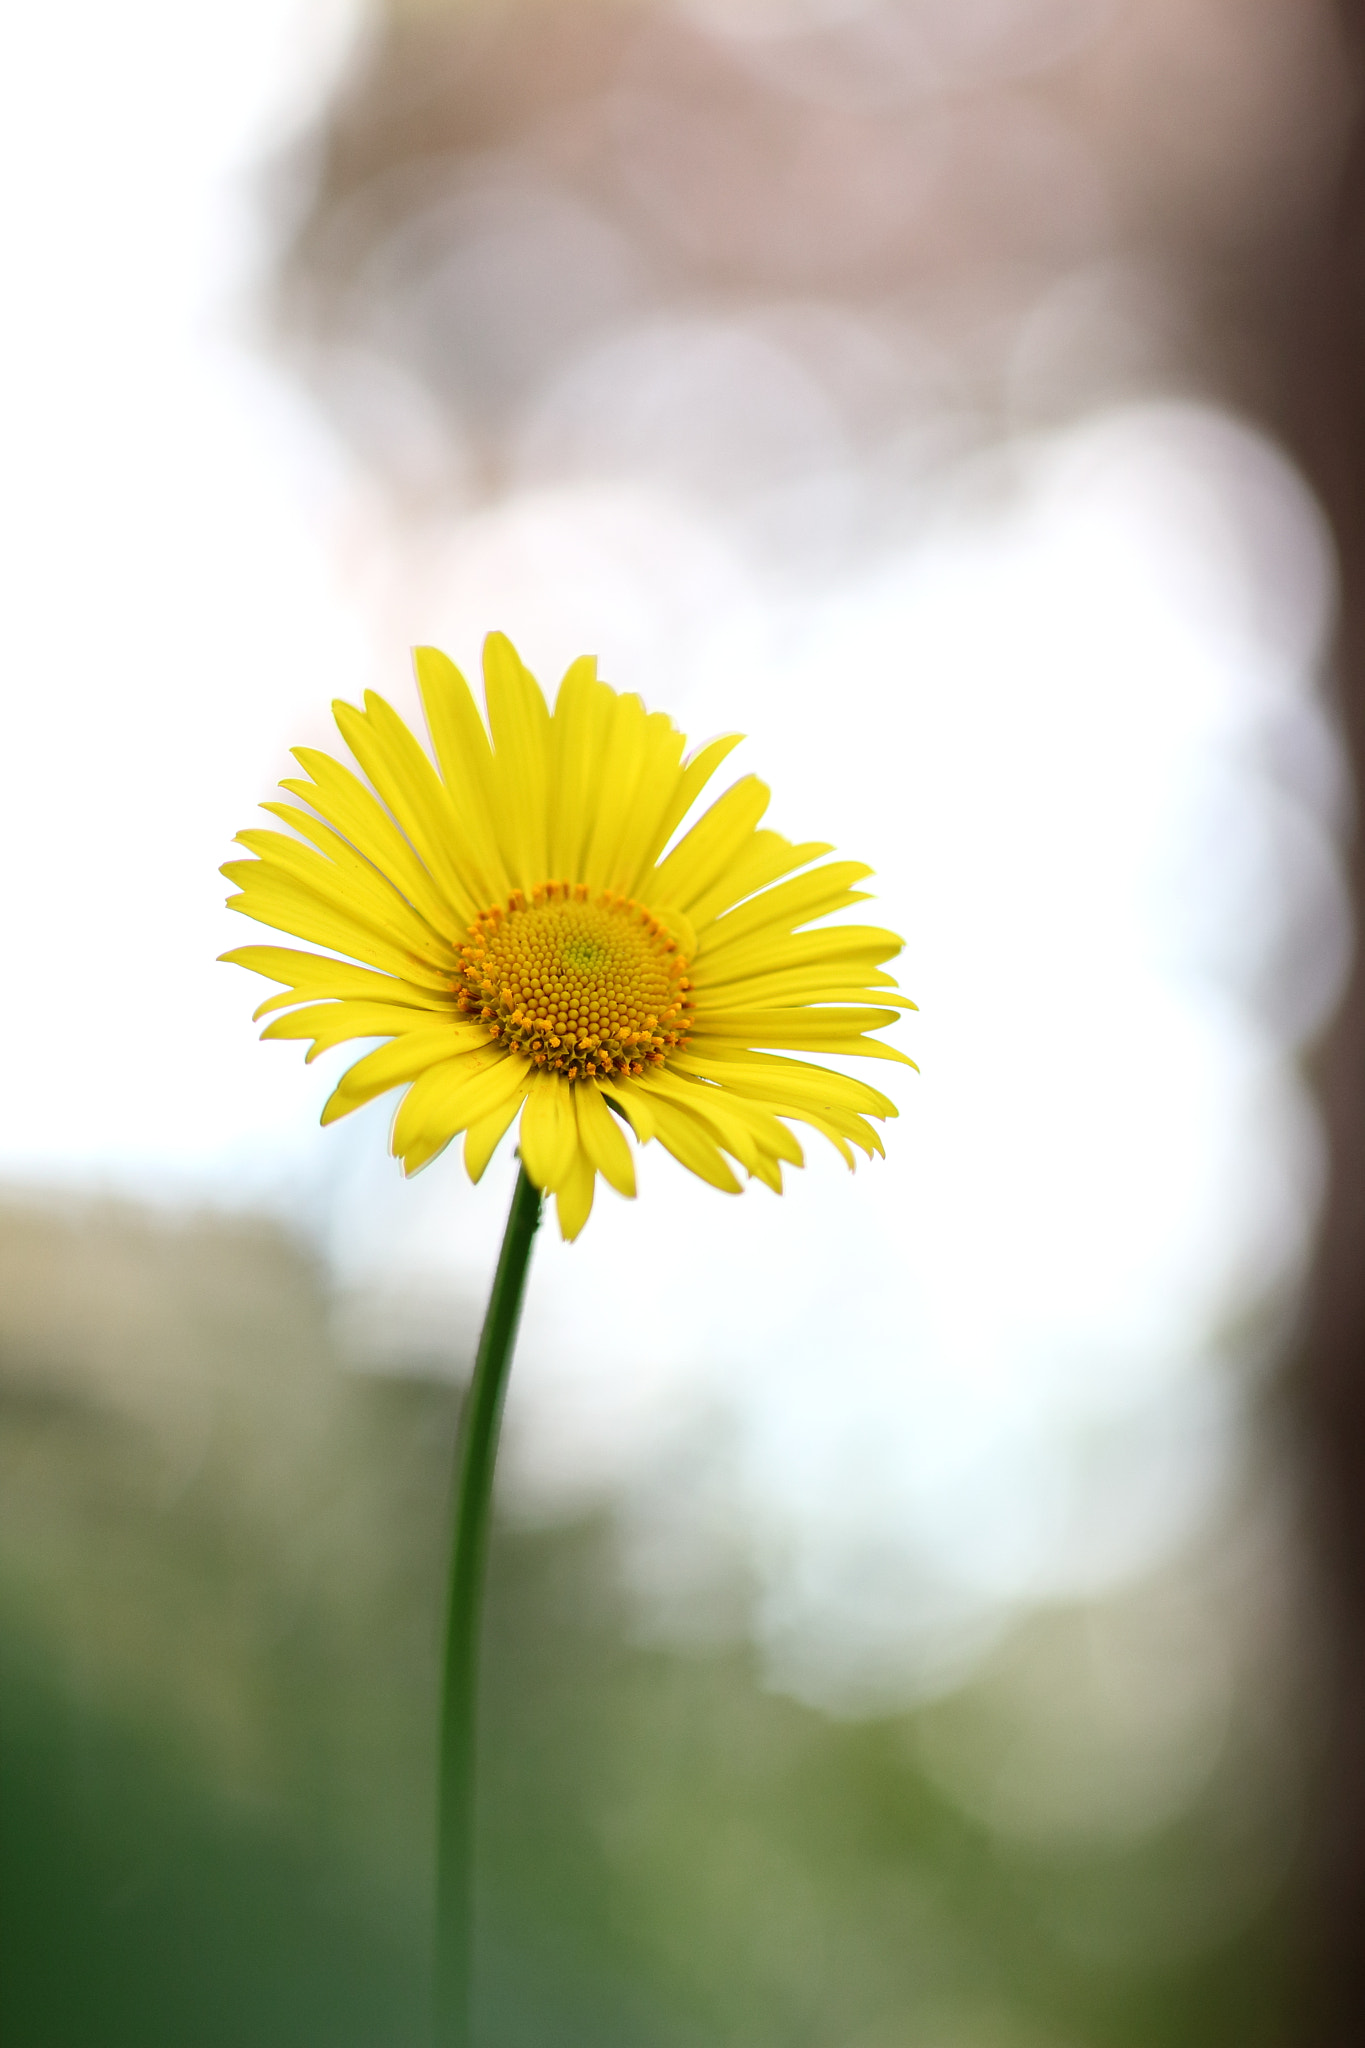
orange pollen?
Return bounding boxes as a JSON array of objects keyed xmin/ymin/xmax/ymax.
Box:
[{"xmin": 453, "ymin": 882, "xmax": 694, "ymax": 1080}]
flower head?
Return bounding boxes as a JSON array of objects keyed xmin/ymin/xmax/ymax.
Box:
[{"xmin": 222, "ymin": 635, "xmax": 914, "ymax": 1238}]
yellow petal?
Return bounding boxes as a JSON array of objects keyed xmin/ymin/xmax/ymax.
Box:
[
  {"xmin": 322, "ymin": 1029, "xmax": 497, "ymax": 1124},
  {"xmin": 597, "ymin": 1080, "xmax": 657, "ymax": 1144},
  {"xmin": 696, "ymin": 861, "xmax": 874, "ymax": 965},
  {"xmin": 603, "ymin": 709, "xmax": 688, "ymax": 895},
  {"xmin": 579, "ymin": 688, "xmax": 647, "ymax": 891},
  {"xmin": 263, "ymin": 1001, "xmax": 476, "ymax": 1062},
  {"xmin": 484, "ymin": 632, "xmax": 551, "ymax": 891},
  {"xmin": 674, "ymin": 1046, "xmax": 898, "ymax": 1120},
  {"xmin": 574, "ymin": 1082, "xmax": 636, "ymax": 1199},
  {"xmin": 635, "ymin": 1069, "xmax": 758, "ymax": 1172},
  {"xmin": 554, "ymin": 1151, "xmax": 597, "ymax": 1241},
  {"xmin": 648, "ymin": 776, "xmax": 770, "ymax": 914},
  {"xmin": 332, "ymin": 693, "xmax": 484, "ymax": 919},
  {"xmin": 247, "ymin": 814, "xmax": 458, "ymax": 961},
  {"xmin": 392, "ymin": 1121, "xmax": 457, "ymax": 1178},
  {"xmin": 391, "ymin": 1046, "xmax": 529, "ymax": 1165},
  {"xmin": 685, "ymin": 832, "xmax": 833, "ymax": 930},
  {"xmin": 689, "ymin": 1028, "xmax": 916, "ymax": 1066},
  {"xmin": 637, "ymin": 1069, "xmax": 802, "ymax": 1177},
  {"xmin": 689, "ymin": 1005, "xmax": 904, "ymax": 1039},
  {"xmin": 412, "ymin": 645, "xmax": 511, "ymax": 905},
  {"xmin": 463, "ymin": 1090, "xmax": 526, "ymax": 1183},
  {"xmin": 696, "ymin": 1079, "xmax": 880, "ymax": 1166},
  {"xmin": 547, "ymin": 655, "xmax": 610, "ymax": 880},
  {"xmin": 622, "ymin": 730, "xmax": 744, "ymax": 894},
  {"xmin": 220, "ymin": 946, "xmax": 456, "ymax": 1020},
  {"xmin": 692, "ymin": 923, "xmax": 904, "ymax": 987},
  {"xmin": 641, "ymin": 1090, "xmax": 743, "ymax": 1193},
  {"xmin": 281, "ymin": 750, "xmax": 464, "ymax": 943},
  {"xmin": 809, "ymin": 1103, "xmax": 885, "ymax": 1158},
  {"xmin": 230, "ymin": 829, "xmax": 459, "ymax": 970},
  {"xmin": 223, "ymin": 866, "xmax": 456, "ymax": 990},
  {"xmin": 694, "ymin": 972, "xmax": 915, "ymax": 1013},
  {"xmin": 517, "ymin": 1069, "xmax": 579, "ymax": 1191},
  {"xmin": 694, "ymin": 1086, "xmax": 804, "ymax": 1168},
  {"xmin": 674, "ymin": 1058, "xmax": 884, "ymax": 1165}
]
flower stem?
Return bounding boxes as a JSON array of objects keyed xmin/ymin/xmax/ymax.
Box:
[{"xmin": 435, "ymin": 1163, "xmax": 543, "ymax": 2048}]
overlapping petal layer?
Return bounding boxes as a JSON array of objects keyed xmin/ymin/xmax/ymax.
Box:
[{"xmin": 223, "ymin": 635, "xmax": 914, "ymax": 1237}]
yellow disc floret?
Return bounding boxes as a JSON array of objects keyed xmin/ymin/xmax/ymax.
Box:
[{"xmin": 454, "ymin": 881, "xmax": 694, "ymax": 1080}]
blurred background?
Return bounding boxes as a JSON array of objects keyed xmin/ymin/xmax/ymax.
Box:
[{"xmin": 3, "ymin": 1, "xmax": 1365, "ymax": 2042}]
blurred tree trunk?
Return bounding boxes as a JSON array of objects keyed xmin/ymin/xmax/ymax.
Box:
[{"xmin": 1275, "ymin": 9, "xmax": 1365, "ymax": 2040}]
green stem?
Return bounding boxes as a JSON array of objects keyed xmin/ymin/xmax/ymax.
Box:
[{"xmin": 435, "ymin": 1164, "xmax": 543, "ymax": 2048}]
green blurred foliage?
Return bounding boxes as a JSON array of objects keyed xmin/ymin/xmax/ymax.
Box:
[{"xmin": 0, "ymin": 1198, "xmax": 1298, "ymax": 2046}]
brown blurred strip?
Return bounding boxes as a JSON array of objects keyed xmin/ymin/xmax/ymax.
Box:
[{"xmin": 1275, "ymin": 8, "xmax": 1365, "ymax": 2040}]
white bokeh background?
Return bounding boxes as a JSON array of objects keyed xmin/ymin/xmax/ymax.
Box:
[{"xmin": 0, "ymin": 0, "xmax": 1349, "ymax": 1709}]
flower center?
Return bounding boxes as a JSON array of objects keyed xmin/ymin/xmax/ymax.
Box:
[{"xmin": 454, "ymin": 882, "xmax": 693, "ymax": 1080}]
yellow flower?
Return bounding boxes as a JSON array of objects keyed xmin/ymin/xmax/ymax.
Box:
[{"xmin": 222, "ymin": 634, "xmax": 915, "ymax": 1239}]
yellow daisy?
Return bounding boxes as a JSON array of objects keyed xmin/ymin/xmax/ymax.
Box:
[{"xmin": 221, "ymin": 634, "xmax": 915, "ymax": 1239}]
